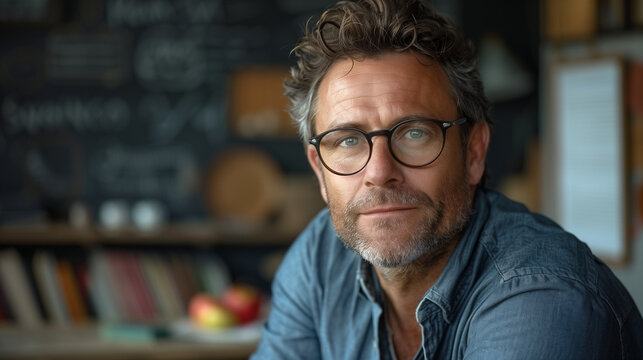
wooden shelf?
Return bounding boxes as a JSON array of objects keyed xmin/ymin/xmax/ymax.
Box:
[
  {"xmin": 0, "ymin": 222, "xmax": 298, "ymax": 246},
  {"xmin": 0, "ymin": 324, "xmax": 257, "ymax": 360}
]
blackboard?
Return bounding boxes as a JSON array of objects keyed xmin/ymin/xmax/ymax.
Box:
[{"xmin": 0, "ymin": 0, "xmax": 335, "ymax": 223}]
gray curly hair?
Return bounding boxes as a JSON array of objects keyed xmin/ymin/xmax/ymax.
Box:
[{"xmin": 285, "ymin": 0, "xmax": 492, "ymax": 153}]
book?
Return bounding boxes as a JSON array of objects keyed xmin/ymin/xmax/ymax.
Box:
[
  {"xmin": 85, "ymin": 249, "xmax": 234, "ymax": 323},
  {"xmin": 57, "ymin": 258, "xmax": 88, "ymax": 323},
  {"xmin": 121, "ymin": 252, "xmax": 158, "ymax": 321},
  {"xmin": 75, "ymin": 262, "xmax": 96, "ymax": 318},
  {"xmin": 140, "ymin": 253, "xmax": 179, "ymax": 320},
  {"xmin": 32, "ymin": 251, "xmax": 69, "ymax": 325},
  {"xmin": 88, "ymin": 250, "xmax": 122, "ymax": 322},
  {"xmin": 0, "ymin": 274, "xmax": 14, "ymax": 322},
  {"xmin": 145, "ymin": 253, "xmax": 185, "ymax": 319},
  {"xmin": 195, "ymin": 252, "xmax": 231, "ymax": 296},
  {"xmin": 0, "ymin": 248, "xmax": 43, "ymax": 327},
  {"xmin": 106, "ymin": 251, "xmax": 141, "ymax": 321}
]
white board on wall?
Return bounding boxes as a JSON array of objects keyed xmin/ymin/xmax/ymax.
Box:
[{"xmin": 552, "ymin": 57, "xmax": 627, "ymax": 264}]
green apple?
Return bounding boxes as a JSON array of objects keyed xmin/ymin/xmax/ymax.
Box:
[{"xmin": 189, "ymin": 293, "xmax": 237, "ymax": 329}]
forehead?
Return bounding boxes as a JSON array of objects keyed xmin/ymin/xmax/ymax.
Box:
[{"xmin": 316, "ymin": 52, "xmax": 456, "ymax": 131}]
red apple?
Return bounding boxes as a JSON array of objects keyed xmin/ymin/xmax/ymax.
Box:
[
  {"xmin": 189, "ymin": 293, "xmax": 237, "ymax": 329},
  {"xmin": 221, "ymin": 284, "xmax": 262, "ymax": 324}
]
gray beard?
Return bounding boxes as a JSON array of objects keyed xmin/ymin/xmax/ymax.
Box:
[{"xmin": 331, "ymin": 183, "xmax": 472, "ymax": 269}]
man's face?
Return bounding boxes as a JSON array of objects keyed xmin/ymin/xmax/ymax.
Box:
[{"xmin": 307, "ymin": 52, "xmax": 489, "ymax": 268}]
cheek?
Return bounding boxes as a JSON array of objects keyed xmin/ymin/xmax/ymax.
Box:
[
  {"xmin": 407, "ymin": 171, "xmax": 442, "ymax": 197},
  {"xmin": 324, "ymin": 175, "xmax": 362, "ymax": 206},
  {"xmin": 406, "ymin": 153, "xmax": 465, "ymax": 200}
]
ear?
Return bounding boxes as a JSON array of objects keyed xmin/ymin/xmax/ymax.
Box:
[
  {"xmin": 466, "ymin": 121, "xmax": 490, "ymax": 186},
  {"xmin": 307, "ymin": 144, "xmax": 329, "ymax": 203}
]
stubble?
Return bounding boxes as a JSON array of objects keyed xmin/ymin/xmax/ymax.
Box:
[{"xmin": 326, "ymin": 174, "xmax": 473, "ymax": 269}]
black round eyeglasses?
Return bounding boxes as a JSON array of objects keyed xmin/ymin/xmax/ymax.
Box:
[{"xmin": 309, "ymin": 117, "xmax": 467, "ymax": 176}]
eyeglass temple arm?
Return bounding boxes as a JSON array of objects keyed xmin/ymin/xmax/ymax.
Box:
[{"xmin": 442, "ymin": 117, "xmax": 468, "ymax": 128}]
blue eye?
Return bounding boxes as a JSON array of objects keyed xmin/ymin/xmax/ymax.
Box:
[
  {"xmin": 339, "ymin": 136, "xmax": 361, "ymax": 147},
  {"xmin": 405, "ymin": 128, "xmax": 427, "ymax": 139}
]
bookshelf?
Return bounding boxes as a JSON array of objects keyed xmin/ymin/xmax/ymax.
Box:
[
  {"xmin": 0, "ymin": 223, "xmax": 294, "ymax": 360},
  {"xmin": 0, "ymin": 0, "xmax": 328, "ymax": 358},
  {"xmin": 0, "ymin": 222, "xmax": 298, "ymax": 246}
]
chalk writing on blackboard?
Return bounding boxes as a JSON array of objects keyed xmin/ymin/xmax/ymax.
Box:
[
  {"xmin": 277, "ymin": 0, "xmax": 334, "ymax": 13},
  {"xmin": 201, "ymin": 26, "xmax": 272, "ymax": 66},
  {"xmin": 23, "ymin": 137, "xmax": 84, "ymax": 199},
  {"xmin": 46, "ymin": 33, "xmax": 130, "ymax": 86},
  {"xmin": 90, "ymin": 144, "xmax": 199, "ymax": 204},
  {"xmin": 106, "ymin": 0, "xmax": 174, "ymax": 26},
  {"xmin": 106, "ymin": 0, "xmax": 223, "ymax": 27},
  {"xmin": 134, "ymin": 26, "xmax": 207, "ymax": 92},
  {"xmin": 137, "ymin": 91, "xmax": 226, "ymax": 144},
  {"xmin": 0, "ymin": 0, "xmax": 318, "ymax": 221},
  {"xmin": 192, "ymin": 99, "xmax": 226, "ymax": 144},
  {"xmin": 2, "ymin": 97, "xmax": 130, "ymax": 134}
]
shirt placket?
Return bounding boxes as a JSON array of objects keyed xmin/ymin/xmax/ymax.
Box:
[{"xmin": 417, "ymin": 299, "xmax": 447, "ymax": 360}]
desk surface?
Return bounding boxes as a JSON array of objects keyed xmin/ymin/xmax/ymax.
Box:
[{"xmin": 0, "ymin": 324, "xmax": 258, "ymax": 360}]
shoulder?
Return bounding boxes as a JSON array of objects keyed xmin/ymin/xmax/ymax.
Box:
[
  {"xmin": 478, "ymin": 190, "xmax": 594, "ymax": 285},
  {"xmin": 465, "ymin": 191, "xmax": 642, "ymax": 356},
  {"xmin": 276, "ymin": 208, "xmax": 357, "ymax": 285},
  {"xmin": 462, "ymin": 274, "xmax": 624, "ymax": 359},
  {"xmin": 285, "ymin": 208, "xmax": 352, "ymax": 262}
]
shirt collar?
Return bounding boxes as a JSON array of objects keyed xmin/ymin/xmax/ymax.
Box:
[
  {"xmin": 423, "ymin": 189, "xmax": 489, "ymax": 323},
  {"xmin": 357, "ymin": 258, "xmax": 379, "ymax": 302}
]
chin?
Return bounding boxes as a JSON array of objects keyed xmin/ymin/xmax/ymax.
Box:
[
  {"xmin": 350, "ymin": 232, "xmax": 427, "ymax": 268},
  {"xmin": 361, "ymin": 249, "xmax": 423, "ymax": 268}
]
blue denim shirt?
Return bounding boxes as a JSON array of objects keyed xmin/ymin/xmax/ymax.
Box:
[{"xmin": 252, "ymin": 189, "xmax": 643, "ymax": 359}]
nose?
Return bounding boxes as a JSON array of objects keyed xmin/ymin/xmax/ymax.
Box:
[{"xmin": 362, "ymin": 136, "xmax": 403, "ymax": 186}]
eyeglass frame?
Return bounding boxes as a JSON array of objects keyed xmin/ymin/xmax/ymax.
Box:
[{"xmin": 308, "ymin": 117, "xmax": 468, "ymax": 176}]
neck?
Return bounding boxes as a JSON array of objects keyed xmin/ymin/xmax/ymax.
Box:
[{"xmin": 374, "ymin": 237, "xmax": 458, "ymax": 360}]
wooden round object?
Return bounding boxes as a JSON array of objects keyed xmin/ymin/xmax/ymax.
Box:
[{"xmin": 205, "ymin": 148, "xmax": 284, "ymax": 224}]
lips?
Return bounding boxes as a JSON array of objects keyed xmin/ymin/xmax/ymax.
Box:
[
  {"xmin": 360, "ymin": 205, "xmax": 415, "ymax": 216},
  {"xmin": 344, "ymin": 187, "xmax": 435, "ymax": 222}
]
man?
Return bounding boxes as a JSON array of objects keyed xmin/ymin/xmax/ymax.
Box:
[{"xmin": 252, "ymin": 0, "xmax": 643, "ymax": 358}]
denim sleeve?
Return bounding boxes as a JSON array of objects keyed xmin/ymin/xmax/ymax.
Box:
[
  {"xmin": 251, "ymin": 231, "xmax": 322, "ymax": 359},
  {"xmin": 462, "ymin": 275, "xmax": 621, "ymax": 360}
]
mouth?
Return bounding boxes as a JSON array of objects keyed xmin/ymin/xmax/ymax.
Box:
[{"xmin": 360, "ymin": 205, "xmax": 416, "ymax": 216}]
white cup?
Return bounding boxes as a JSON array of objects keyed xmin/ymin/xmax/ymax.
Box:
[
  {"xmin": 99, "ymin": 200, "xmax": 129, "ymax": 229},
  {"xmin": 132, "ymin": 200, "xmax": 166, "ymax": 230}
]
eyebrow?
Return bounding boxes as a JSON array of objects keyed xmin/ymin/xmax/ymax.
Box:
[
  {"xmin": 325, "ymin": 119, "xmax": 362, "ymax": 130},
  {"xmin": 324, "ymin": 115, "xmax": 432, "ymax": 132}
]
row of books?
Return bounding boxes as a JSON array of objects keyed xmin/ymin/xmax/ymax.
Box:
[{"xmin": 0, "ymin": 247, "xmax": 231, "ymax": 327}]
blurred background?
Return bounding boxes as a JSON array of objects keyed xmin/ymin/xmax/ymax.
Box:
[{"xmin": 0, "ymin": 0, "xmax": 641, "ymax": 359}]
